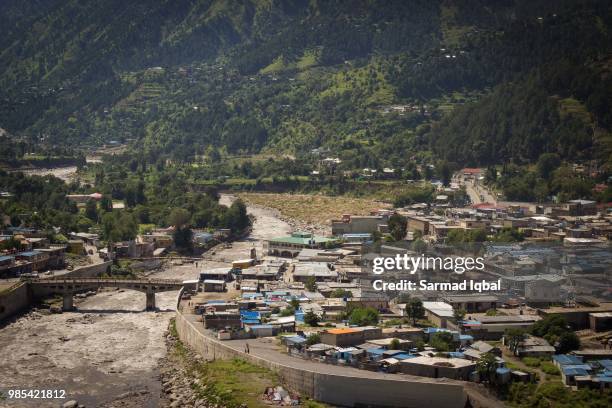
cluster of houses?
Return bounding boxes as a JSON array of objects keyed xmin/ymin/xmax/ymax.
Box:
[
  {"xmin": 185, "ymin": 179, "xmax": 610, "ymax": 390},
  {"xmin": 187, "ymin": 235, "xmax": 610, "ymax": 389},
  {"xmin": 0, "ymin": 223, "xmax": 233, "ymax": 278},
  {"xmin": 0, "ymin": 227, "xmax": 69, "ymax": 278},
  {"xmin": 553, "ymin": 354, "xmax": 612, "ymax": 388}
]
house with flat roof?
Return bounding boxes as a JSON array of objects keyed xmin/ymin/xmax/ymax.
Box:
[
  {"xmin": 441, "ymin": 294, "xmax": 499, "ymax": 313},
  {"xmin": 265, "ymin": 232, "xmax": 339, "ymax": 257},
  {"xmin": 422, "ymin": 301, "xmax": 454, "ymax": 328},
  {"xmin": 320, "ymin": 327, "xmax": 383, "ymax": 347},
  {"xmin": 292, "ymin": 262, "xmax": 338, "ymax": 283},
  {"xmin": 514, "ymin": 335, "xmax": 555, "ymax": 358},
  {"xmin": 399, "ymin": 356, "xmax": 476, "ymax": 380},
  {"xmin": 199, "ymin": 267, "xmax": 233, "ymax": 282},
  {"xmin": 331, "ymin": 214, "xmax": 388, "ymax": 236}
]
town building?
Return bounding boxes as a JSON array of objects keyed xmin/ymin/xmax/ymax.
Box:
[
  {"xmin": 265, "ymin": 232, "xmax": 339, "ymax": 257},
  {"xmin": 319, "ymin": 327, "xmax": 383, "ymax": 347},
  {"xmin": 331, "ymin": 214, "xmax": 388, "ymax": 236}
]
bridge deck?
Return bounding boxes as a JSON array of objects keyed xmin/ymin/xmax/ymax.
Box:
[{"xmin": 30, "ymin": 278, "xmax": 183, "ymax": 286}]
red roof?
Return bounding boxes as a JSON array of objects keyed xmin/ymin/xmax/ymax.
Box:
[
  {"xmin": 462, "ymin": 168, "xmax": 482, "ymax": 174},
  {"xmin": 593, "ymin": 184, "xmax": 607, "ymax": 193}
]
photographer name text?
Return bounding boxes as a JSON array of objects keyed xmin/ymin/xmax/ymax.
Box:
[{"xmin": 372, "ymin": 279, "xmax": 501, "ymax": 292}]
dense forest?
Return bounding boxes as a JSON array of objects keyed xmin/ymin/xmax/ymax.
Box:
[{"xmin": 0, "ymin": 0, "xmax": 610, "ymax": 201}]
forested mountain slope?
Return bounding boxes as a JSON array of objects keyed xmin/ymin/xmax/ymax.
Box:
[{"xmin": 0, "ymin": 0, "xmax": 610, "ymax": 171}]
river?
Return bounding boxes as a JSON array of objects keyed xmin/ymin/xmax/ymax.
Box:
[{"xmin": 0, "ymin": 195, "xmax": 291, "ymax": 407}]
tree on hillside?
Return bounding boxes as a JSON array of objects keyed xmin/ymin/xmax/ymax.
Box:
[
  {"xmin": 173, "ymin": 226, "xmax": 193, "ymax": 252},
  {"xmin": 306, "ymin": 333, "xmax": 320, "ymax": 346},
  {"xmin": 85, "ymin": 200, "xmax": 98, "ymax": 221},
  {"xmin": 430, "ymin": 331, "xmax": 454, "ymax": 351},
  {"xmin": 330, "ymin": 288, "xmax": 353, "ymax": 298},
  {"xmin": 169, "ymin": 208, "xmax": 193, "ymax": 252},
  {"xmin": 452, "ymin": 308, "xmax": 466, "ymax": 325},
  {"xmin": 536, "ymin": 153, "xmax": 561, "ymax": 179},
  {"xmin": 476, "ymin": 353, "xmax": 498, "ymax": 384},
  {"xmin": 558, "ymin": 332, "xmax": 580, "ymax": 354},
  {"xmin": 99, "ymin": 195, "xmax": 113, "ymax": 212},
  {"xmin": 225, "ymin": 199, "xmax": 250, "ymax": 233},
  {"xmin": 305, "ymin": 276, "xmax": 317, "ymax": 292},
  {"xmin": 169, "ymin": 208, "xmax": 191, "ymax": 228},
  {"xmin": 405, "ymin": 298, "xmax": 425, "ymax": 325},
  {"xmin": 101, "ymin": 211, "xmax": 137, "ymax": 242},
  {"xmin": 304, "ymin": 311, "xmax": 320, "ymax": 327},
  {"xmin": 504, "ymin": 328, "xmax": 526, "ymax": 355},
  {"xmin": 439, "ymin": 160, "xmax": 451, "ymax": 186},
  {"xmin": 531, "ymin": 315, "xmax": 580, "ymax": 353},
  {"xmin": 349, "ymin": 307, "xmax": 379, "ymax": 326},
  {"xmin": 388, "ymin": 213, "xmax": 407, "ymax": 241}
]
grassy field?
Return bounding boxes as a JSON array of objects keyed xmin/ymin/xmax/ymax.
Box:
[{"xmin": 238, "ymin": 192, "xmax": 390, "ymax": 225}]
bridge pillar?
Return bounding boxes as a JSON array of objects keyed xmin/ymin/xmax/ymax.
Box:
[
  {"xmin": 62, "ymin": 293, "xmax": 74, "ymax": 311},
  {"xmin": 145, "ymin": 291, "xmax": 156, "ymax": 310}
]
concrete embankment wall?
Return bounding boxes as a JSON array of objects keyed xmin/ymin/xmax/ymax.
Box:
[
  {"xmin": 61, "ymin": 261, "xmax": 112, "ymax": 278},
  {"xmin": 0, "ymin": 282, "xmax": 31, "ymax": 322},
  {"xmin": 174, "ymin": 311, "xmax": 468, "ymax": 408}
]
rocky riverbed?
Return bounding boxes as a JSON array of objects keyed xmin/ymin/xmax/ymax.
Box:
[{"xmin": 0, "ymin": 195, "xmax": 291, "ymax": 407}]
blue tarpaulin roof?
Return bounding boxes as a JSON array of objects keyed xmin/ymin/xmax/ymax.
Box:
[
  {"xmin": 284, "ymin": 335, "xmax": 306, "ymax": 344},
  {"xmin": 249, "ymin": 324, "xmax": 273, "ymax": 329},
  {"xmin": 393, "ymin": 353, "xmax": 417, "ymax": 360},
  {"xmin": 366, "ymin": 348, "xmax": 386, "ymax": 355},
  {"xmin": 424, "ymin": 328, "xmax": 454, "ymax": 334},
  {"xmin": 241, "ymin": 293, "xmax": 262, "ymax": 298},
  {"xmin": 553, "ymin": 355, "xmax": 583, "ymax": 366},
  {"xmin": 17, "ymin": 251, "xmax": 40, "ymax": 257},
  {"xmin": 598, "ymin": 359, "xmax": 612, "ymax": 370},
  {"xmin": 240, "ymin": 310, "xmax": 260, "ymax": 319},
  {"xmin": 242, "ymin": 319, "xmax": 260, "ymax": 324},
  {"xmin": 562, "ymin": 365, "xmax": 591, "ymax": 376}
]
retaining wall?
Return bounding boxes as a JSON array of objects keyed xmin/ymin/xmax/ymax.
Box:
[
  {"xmin": 0, "ymin": 283, "xmax": 31, "ymax": 322},
  {"xmin": 61, "ymin": 261, "xmax": 111, "ymax": 278},
  {"xmin": 174, "ymin": 311, "xmax": 468, "ymax": 408}
]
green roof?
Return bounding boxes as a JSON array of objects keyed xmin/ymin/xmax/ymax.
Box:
[{"xmin": 269, "ymin": 232, "xmax": 338, "ymax": 245}]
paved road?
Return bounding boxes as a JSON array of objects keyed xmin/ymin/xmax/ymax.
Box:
[
  {"xmin": 185, "ymin": 314, "xmax": 454, "ymax": 383},
  {"xmin": 182, "ymin": 313, "xmax": 503, "ymax": 407}
]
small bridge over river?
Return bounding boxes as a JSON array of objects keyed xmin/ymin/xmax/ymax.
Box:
[{"xmin": 29, "ymin": 278, "xmax": 184, "ymax": 311}]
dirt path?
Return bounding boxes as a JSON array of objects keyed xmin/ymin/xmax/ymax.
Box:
[{"xmin": 0, "ymin": 195, "xmax": 290, "ymax": 407}]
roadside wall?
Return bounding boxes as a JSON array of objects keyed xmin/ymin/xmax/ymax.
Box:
[
  {"xmin": 174, "ymin": 311, "xmax": 467, "ymax": 408},
  {"xmin": 0, "ymin": 283, "xmax": 31, "ymax": 322},
  {"xmin": 62, "ymin": 261, "xmax": 111, "ymax": 278}
]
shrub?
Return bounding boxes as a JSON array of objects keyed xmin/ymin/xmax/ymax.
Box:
[
  {"xmin": 540, "ymin": 361, "xmax": 560, "ymax": 376},
  {"xmin": 306, "ymin": 333, "xmax": 320, "ymax": 346},
  {"xmin": 522, "ymin": 357, "xmax": 541, "ymax": 367}
]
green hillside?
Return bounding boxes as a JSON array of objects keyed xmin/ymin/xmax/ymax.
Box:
[{"xmin": 0, "ymin": 0, "xmax": 610, "ymax": 174}]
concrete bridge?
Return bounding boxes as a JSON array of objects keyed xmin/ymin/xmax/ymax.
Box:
[{"xmin": 29, "ymin": 278, "xmax": 184, "ymax": 311}]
